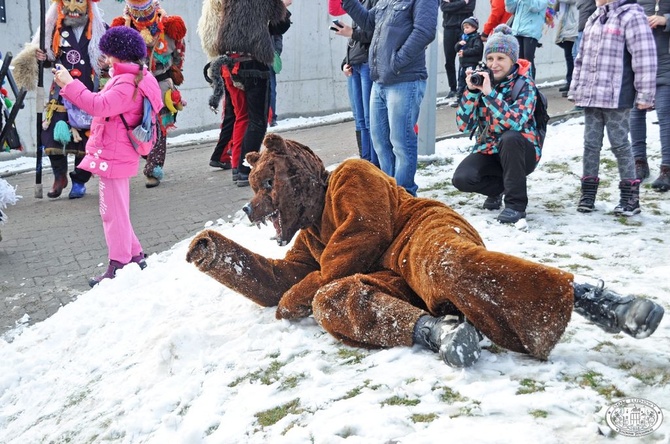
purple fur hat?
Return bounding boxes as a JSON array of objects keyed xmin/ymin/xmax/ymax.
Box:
[{"xmin": 99, "ymin": 26, "xmax": 147, "ymax": 62}]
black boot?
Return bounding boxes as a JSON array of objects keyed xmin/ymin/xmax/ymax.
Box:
[
  {"xmin": 355, "ymin": 130, "xmax": 362, "ymax": 159},
  {"xmin": 573, "ymin": 281, "xmax": 664, "ymax": 339},
  {"xmin": 577, "ymin": 176, "xmax": 599, "ymax": 213},
  {"xmin": 412, "ymin": 314, "xmax": 481, "ymax": 368},
  {"xmin": 47, "ymin": 173, "xmax": 68, "ymax": 198},
  {"xmin": 613, "ymin": 179, "xmax": 641, "ymax": 216}
]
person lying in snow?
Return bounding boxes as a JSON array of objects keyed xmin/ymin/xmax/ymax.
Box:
[{"xmin": 186, "ymin": 133, "xmax": 665, "ymax": 368}]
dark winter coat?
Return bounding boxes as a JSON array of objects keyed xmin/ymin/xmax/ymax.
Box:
[
  {"xmin": 215, "ymin": 0, "xmax": 290, "ymax": 65},
  {"xmin": 637, "ymin": 0, "xmax": 670, "ymax": 87},
  {"xmin": 343, "ymin": 0, "xmax": 377, "ymax": 67},
  {"xmin": 577, "ymin": 0, "xmax": 597, "ymax": 32},
  {"xmin": 455, "ymin": 32, "xmax": 484, "ymax": 67},
  {"xmin": 441, "ymin": 0, "xmax": 477, "ymax": 28},
  {"xmin": 342, "ymin": 0, "xmax": 439, "ymax": 85}
]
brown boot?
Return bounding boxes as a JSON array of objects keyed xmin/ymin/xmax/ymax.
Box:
[{"xmin": 47, "ymin": 174, "xmax": 68, "ymax": 198}]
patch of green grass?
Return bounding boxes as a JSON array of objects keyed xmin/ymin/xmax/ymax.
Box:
[
  {"xmin": 64, "ymin": 389, "xmax": 90, "ymax": 408},
  {"xmin": 279, "ymin": 373, "xmax": 306, "ymax": 391},
  {"xmin": 601, "ymin": 158, "xmax": 618, "ymax": 171},
  {"xmin": 516, "ymin": 378, "xmax": 545, "ymax": 395},
  {"xmin": 381, "ymin": 395, "xmax": 420, "ymax": 407},
  {"xmin": 228, "ymin": 359, "xmax": 285, "ymax": 387},
  {"xmin": 421, "ymin": 180, "xmax": 453, "ymax": 192},
  {"xmin": 204, "ymin": 424, "xmax": 219, "ymax": 436},
  {"xmin": 337, "ymin": 348, "xmax": 368, "ymax": 365},
  {"xmin": 411, "ymin": 413, "xmax": 438, "ymax": 423},
  {"xmin": 437, "ymin": 386, "xmax": 467, "ymax": 404},
  {"xmin": 529, "ymin": 409, "xmax": 548, "ymax": 419},
  {"xmin": 417, "ymin": 158, "xmax": 453, "ymax": 170},
  {"xmin": 580, "ymin": 252, "xmax": 600, "ymax": 260},
  {"xmin": 592, "ymin": 340, "xmax": 615, "ymax": 352},
  {"xmin": 576, "ymin": 370, "xmax": 625, "ymax": 400},
  {"xmin": 541, "ymin": 161, "xmax": 572, "ymax": 175},
  {"xmin": 565, "ymin": 263, "xmax": 594, "ymax": 272},
  {"xmin": 255, "ymin": 398, "xmax": 303, "ymax": 427},
  {"xmin": 482, "ymin": 343, "xmax": 506, "ymax": 355}
]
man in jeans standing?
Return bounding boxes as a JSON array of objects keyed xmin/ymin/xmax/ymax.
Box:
[{"xmin": 342, "ymin": 0, "xmax": 439, "ymax": 196}]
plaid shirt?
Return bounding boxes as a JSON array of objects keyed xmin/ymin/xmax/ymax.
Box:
[
  {"xmin": 571, "ymin": 0, "xmax": 657, "ymax": 109},
  {"xmin": 456, "ymin": 60, "xmax": 542, "ymax": 162}
]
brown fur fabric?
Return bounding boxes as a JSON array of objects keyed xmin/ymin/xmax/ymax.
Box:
[
  {"xmin": 187, "ymin": 134, "xmax": 574, "ymax": 360},
  {"xmin": 214, "ymin": 0, "xmax": 288, "ymax": 64}
]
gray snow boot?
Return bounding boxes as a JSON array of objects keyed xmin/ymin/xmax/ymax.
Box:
[
  {"xmin": 413, "ymin": 315, "xmax": 481, "ymax": 368},
  {"xmin": 573, "ymin": 281, "xmax": 664, "ymax": 339}
]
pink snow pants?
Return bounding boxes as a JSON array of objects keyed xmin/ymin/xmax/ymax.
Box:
[{"xmin": 99, "ymin": 176, "xmax": 142, "ymax": 263}]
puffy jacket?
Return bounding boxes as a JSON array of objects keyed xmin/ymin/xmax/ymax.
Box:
[
  {"xmin": 637, "ymin": 0, "xmax": 670, "ymax": 87},
  {"xmin": 342, "ymin": 0, "xmax": 439, "ymax": 85},
  {"xmin": 555, "ymin": 0, "xmax": 579, "ymax": 44},
  {"xmin": 60, "ymin": 62, "xmax": 163, "ymax": 178},
  {"xmin": 570, "ymin": 0, "xmax": 657, "ymax": 108},
  {"xmin": 505, "ymin": 0, "xmax": 548, "ymax": 41},
  {"xmin": 456, "ymin": 59, "xmax": 543, "ymax": 162},
  {"xmin": 482, "ymin": 0, "xmax": 513, "ymax": 37}
]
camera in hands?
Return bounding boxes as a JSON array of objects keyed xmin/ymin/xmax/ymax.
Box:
[{"xmin": 469, "ymin": 62, "xmax": 493, "ymax": 87}]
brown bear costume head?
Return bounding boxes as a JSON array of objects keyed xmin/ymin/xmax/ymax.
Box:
[{"xmin": 243, "ymin": 134, "xmax": 330, "ymax": 246}]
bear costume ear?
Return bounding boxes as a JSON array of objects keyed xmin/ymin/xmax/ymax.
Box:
[
  {"xmin": 246, "ymin": 152, "xmax": 261, "ymax": 167},
  {"xmin": 263, "ymin": 133, "xmax": 288, "ymax": 155}
]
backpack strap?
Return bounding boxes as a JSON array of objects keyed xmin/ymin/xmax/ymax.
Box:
[{"xmin": 510, "ymin": 78, "xmax": 525, "ymax": 102}]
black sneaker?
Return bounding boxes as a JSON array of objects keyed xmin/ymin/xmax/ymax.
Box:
[
  {"xmin": 496, "ymin": 208, "xmax": 525, "ymax": 224},
  {"xmin": 558, "ymin": 84, "xmax": 569, "ymax": 92},
  {"xmin": 210, "ymin": 160, "xmax": 232, "ymax": 170},
  {"xmin": 232, "ymin": 168, "xmax": 239, "ymax": 182},
  {"xmin": 482, "ymin": 194, "xmax": 503, "ymax": 210},
  {"xmin": 236, "ymin": 173, "xmax": 249, "ymax": 187},
  {"xmin": 446, "ymin": 90, "xmax": 457, "ymax": 99}
]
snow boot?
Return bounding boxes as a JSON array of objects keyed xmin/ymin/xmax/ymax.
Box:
[
  {"xmin": 131, "ymin": 253, "xmax": 148, "ymax": 270},
  {"xmin": 573, "ymin": 281, "xmax": 664, "ymax": 339},
  {"xmin": 68, "ymin": 181, "xmax": 86, "ymax": 199},
  {"xmin": 88, "ymin": 260, "xmax": 126, "ymax": 288},
  {"xmin": 355, "ymin": 130, "xmax": 362, "ymax": 159},
  {"xmin": 613, "ymin": 179, "xmax": 641, "ymax": 216},
  {"xmin": 651, "ymin": 164, "xmax": 670, "ymax": 192},
  {"xmin": 635, "ymin": 158, "xmax": 650, "ymax": 181},
  {"xmin": 577, "ymin": 176, "xmax": 599, "ymax": 213},
  {"xmin": 47, "ymin": 174, "xmax": 68, "ymax": 198},
  {"xmin": 413, "ymin": 314, "xmax": 481, "ymax": 368}
]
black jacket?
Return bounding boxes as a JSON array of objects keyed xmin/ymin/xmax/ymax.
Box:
[
  {"xmin": 441, "ymin": 0, "xmax": 477, "ymax": 28},
  {"xmin": 343, "ymin": 0, "xmax": 377, "ymax": 67},
  {"xmin": 455, "ymin": 32, "xmax": 483, "ymax": 67}
]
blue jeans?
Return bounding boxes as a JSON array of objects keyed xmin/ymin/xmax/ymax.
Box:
[
  {"xmin": 370, "ymin": 79, "xmax": 426, "ymax": 196},
  {"xmin": 630, "ymin": 84, "xmax": 670, "ymax": 165},
  {"xmin": 269, "ymin": 68, "xmax": 278, "ymax": 124},
  {"xmin": 346, "ymin": 63, "xmax": 377, "ymax": 166}
]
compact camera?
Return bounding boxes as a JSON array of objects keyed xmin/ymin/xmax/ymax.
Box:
[{"xmin": 469, "ymin": 62, "xmax": 493, "ymax": 87}]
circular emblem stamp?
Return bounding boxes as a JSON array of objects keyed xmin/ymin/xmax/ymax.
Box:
[{"xmin": 606, "ymin": 397, "xmax": 663, "ymax": 437}]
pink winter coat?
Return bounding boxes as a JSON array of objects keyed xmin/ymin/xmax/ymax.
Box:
[{"xmin": 60, "ymin": 62, "xmax": 163, "ymax": 179}]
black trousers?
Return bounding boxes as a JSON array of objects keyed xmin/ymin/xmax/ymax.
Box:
[
  {"xmin": 237, "ymin": 60, "xmax": 270, "ymax": 176},
  {"xmin": 517, "ymin": 36, "xmax": 538, "ymax": 79},
  {"xmin": 452, "ymin": 131, "xmax": 537, "ymax": 212},
  {"xmin": 442, "ymin": 26, "xmax": 462, "ymax": 92}
]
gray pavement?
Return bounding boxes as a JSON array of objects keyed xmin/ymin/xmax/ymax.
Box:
[{"xmin": 0, "ymin": 88, "xmax": 577, "ymax": 337}]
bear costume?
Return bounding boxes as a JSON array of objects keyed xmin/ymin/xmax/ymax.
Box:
[{"xmin": 187, "ymin": 134, "xmax": 664, "ymax": 367}]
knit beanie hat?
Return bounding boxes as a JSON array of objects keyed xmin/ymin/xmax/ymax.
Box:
[
  {"xmin": 99, "ymin": 26, "xmax": 147, "ymax": 62},
  {"xmin": 484, "ymin": 24, "xmax": 519, "ymax": 63},
  {"xmin": 462, "ymin": 16, "xmax": 479, "ymax": 30}
]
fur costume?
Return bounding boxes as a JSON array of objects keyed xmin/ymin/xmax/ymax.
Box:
[
  {"xmin": 197, "ymin": 0, "xmax": 223, "ymax": 60},
  {"xmin": 187, "ymin": 134, "xmax": 578, "ymax": 360},
  {"xmin": 11, "ymin": 0, "xmax": 106, "ymax": 92},
  {"xmin": 111, "ymin": 0, "xmax": 186, "ymax": 183}
]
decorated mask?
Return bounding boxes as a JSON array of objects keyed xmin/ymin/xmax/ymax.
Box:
[{"xmin": 60, "ymin": 0, "xmax": 90, "ymax": 27}]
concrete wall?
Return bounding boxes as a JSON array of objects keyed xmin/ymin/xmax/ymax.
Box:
[{"xmin": 1, "ymin": 0, "xmax": 566, "ymax": 153}]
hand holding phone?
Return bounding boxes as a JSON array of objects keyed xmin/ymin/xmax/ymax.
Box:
[{"xmin": 330, "ymin": 19, "xmax": 344, "ymax": 32}]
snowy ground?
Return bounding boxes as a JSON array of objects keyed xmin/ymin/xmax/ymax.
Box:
[{"xmin": 0, "ymin": 114, "xmax": 669, "ymax": 443}]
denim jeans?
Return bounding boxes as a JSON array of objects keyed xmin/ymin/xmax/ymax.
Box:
[
  {"xmin": 347, "ymin": 62, "xmax": 377, "ymax": 166},
  {"xmin": 630, "ymin": 84, "xmax": 670, "ymax": 165},
  {"xmin": 370, "ymin": 79, "xmax": 426, "ymax": 196},
  {"xmin": 269, "ymin": 68, "xmax": 278, "ymax": 124}
]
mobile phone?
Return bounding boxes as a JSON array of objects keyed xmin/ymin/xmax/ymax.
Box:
[{"xmin": 330, "ymin": 19, "xmax": 343, "ymax": 32}]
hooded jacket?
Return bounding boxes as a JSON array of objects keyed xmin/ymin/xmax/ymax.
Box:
[
  {"xmin": 456, "ymin": 59, "xmax": 543, "ymax": 162},
  {"xmin": 570, "ymin": 0, "xmax": 657, "ymax": 108},
  {"xmin": 60, "ymin": 62, "xmax": 163, "ymax": 179},
  {"xmin": 505, "ymin": 0, "xmax": 548, "ymax": 41},
  {"xmin": 342, "ymin": 0, "xmax": 439, "ymax": 85}
]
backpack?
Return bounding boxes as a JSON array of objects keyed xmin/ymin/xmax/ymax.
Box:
[
  {"xmin": 511, "ymin": 79, "xmax": 549, "ymax": 147},
  {"xmin": 120, "ymin": 96, "xmax": 157, "ymax": 156}
]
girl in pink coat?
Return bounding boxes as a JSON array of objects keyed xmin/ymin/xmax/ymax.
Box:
[{"xmin": 53, "ymin": 26, "xmax": 163, "ymax": 286}]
